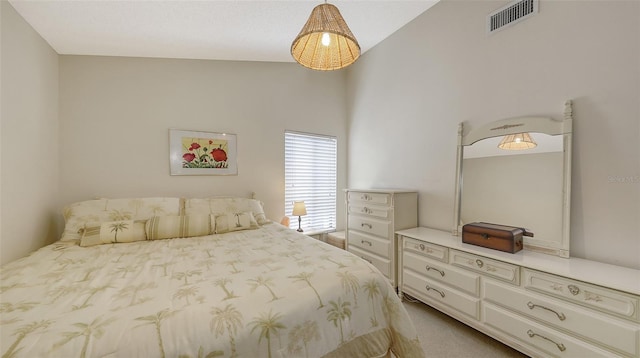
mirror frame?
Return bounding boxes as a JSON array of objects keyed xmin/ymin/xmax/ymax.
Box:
[{"xmin": 453, "ymin": 100, "xmax": 573, "ymax": 258}]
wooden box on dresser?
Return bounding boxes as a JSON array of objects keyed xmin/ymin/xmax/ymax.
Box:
[
  {"xmin": 397, "ymin": 227, "xmax": 640, "ymax": 358},
  {"xmin": 345, "ymin": 189, "xmax": 417, "ymax": 287}
]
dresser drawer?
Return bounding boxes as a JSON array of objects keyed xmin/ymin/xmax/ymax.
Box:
[
  {"xmin": 450, "ymin": 250, "xmax": 520, "ymax": 285},
  {"xmin": 484, "ymin": 303, "xmax": 625, "ymax": 357},
  {"xmin": 403, "ymin": 251, "xmax": 479, "ymax": 297},
  {"xmin": 403, "ymin": 271, "xmax": 480, "ymax": 320},
  {"xmin": 348, "ymin": 215, "xmax": 391, "ymax": 238},
  {"xmin": 523, "ymin": 269, "xmax": 639, "ymax": 322},
  {"xmin": 348, "ymin": 230, "xmax": 390, "ymax": 258},
  {"xmin": 348, "ymin": 204, "xmax": 390, "ymax": 219},
  {"xmin": 402, "ymin": 236, "xmax": 448, "ymax": 262},
  {"xmin": 348, "ymin": 191, "xmax": 390, "ymax": 206},
  {"xmin": 485, "ymin": 280, "xmax": 639, "ymax": 357},
  {"xmin": 348, "ymin": 246, "xmax": 390, "ymax": 279}
]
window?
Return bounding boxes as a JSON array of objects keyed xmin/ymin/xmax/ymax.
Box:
[{"xmin": 284, "ymin": 131, "xmax": 337, "ymax": 232}]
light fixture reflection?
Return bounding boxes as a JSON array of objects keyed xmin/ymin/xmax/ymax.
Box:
[{"xmin": 498, "ymin": 133, "xmax": 537, "ymax": 150}]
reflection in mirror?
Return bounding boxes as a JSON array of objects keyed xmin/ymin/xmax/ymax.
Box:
[
  {"xmin": 453, "ymin": 101, "xmax": 573, "ymax": 258},
  {"xmin": 462, "ymin": 134, "xmax": 564, "ymax": 252}
]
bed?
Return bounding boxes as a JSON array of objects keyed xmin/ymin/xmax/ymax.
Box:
[{"xmin": 0, "ymin": 197, "xmax": 424, "ymax": 358}]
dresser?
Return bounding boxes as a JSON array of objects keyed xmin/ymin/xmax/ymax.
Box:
[
  {"xmin": 345, "ymin": 189, "xmax": 417, "ymax": 287},
  {"xmin": 397, "ymin": 227, "xmax": 640, "ymax": 358}
]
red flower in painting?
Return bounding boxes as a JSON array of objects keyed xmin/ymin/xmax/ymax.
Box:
[
  {"xmin": 211, "ymin": 147, "xmax": 227, "ymax": 162},
  {"xmin": 189, "ymin": 143, "xmax": 201, "ymax": 151},
  {"xmin": 183, "ymin": 153, "xmax": 196, "ymax": 162},
  {"xmin": 209, "ymin": 140, "xmax": 213, "ymax": 145}
]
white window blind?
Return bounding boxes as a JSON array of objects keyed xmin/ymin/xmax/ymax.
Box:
[{"xmin": 285, "ymin": 131, "xmax": 337, "ymax": 231}]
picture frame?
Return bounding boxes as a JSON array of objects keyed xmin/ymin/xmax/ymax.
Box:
[{"xmin": 169, "ymin": 129, "xmax": 237, "ymax": 175}]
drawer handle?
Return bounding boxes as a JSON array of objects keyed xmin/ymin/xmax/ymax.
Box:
[
  {"xmin": 360, "ymin": 256, "xmax": 372, "ymax": 264},
  {"xmin": 425, "ymin": 285, "xmax": 445, "ymax": 298},
  {"xmin": 567, "ymin": 284, "xmax": 580, "ymax": 295},
  {"xmin": 361, "ymin": 240, "xmax": 372, "ymax": 246},
  {"xmin": 425, "ymin": 266, "xmax": 445, "ymax": 277},
  {"xmin": 361, "ymin": 223, "xmax": 372, "ymax": 229},
  {"xmin": 361, "ymin": 194, "xmax": 371, "ymax": 201},
  {"xmin": 527, "ymin": 301, "xmax": 566, "ymax": 321},
  {"xmin": 526, "ymin": 329, "xmax": 566, "ymax": 352},
  {"xmin": 362, "ymin": 207, "xmax": 373, "ymax": 214},
  {"xmin": 475, "ymin": 259, "xmax": 484, "ymax": 268}
]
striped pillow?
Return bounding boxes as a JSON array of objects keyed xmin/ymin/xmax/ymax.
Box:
[
  {"xmin": 80, "ymin": 220, "xmax": 147, "ymax": 247},
  {"xmin": 145, "ymin": 215, "xmax": 212, "ymax": 240}
]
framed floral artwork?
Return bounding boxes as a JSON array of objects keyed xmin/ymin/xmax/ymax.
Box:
[{"xmin": 169, "ymin": 129, "xmax": 238, "ymax": 175}]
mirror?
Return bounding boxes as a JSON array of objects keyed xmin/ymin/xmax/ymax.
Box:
[{"xmin": 453, "ymin": 101, "xmax": 573, "ymax": 258}]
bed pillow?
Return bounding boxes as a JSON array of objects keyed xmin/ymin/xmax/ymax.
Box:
[
  {"xmin": 184, "ymin": 197, "xmax": 270, "ymax": 225},
  {"xmin": 80, "ymin": 220, "xmax": 147, "ymax": 247},
  {"xmin": 145, "ymin": 215, "xmax": 212, "ymax": 240},
  {"xmin": 61, "ymin": 197, "xmax": 182, "ymax": 241},
  {"xmin": 213, "ymin": 212, "xmax": 259, "ymax": 234}
]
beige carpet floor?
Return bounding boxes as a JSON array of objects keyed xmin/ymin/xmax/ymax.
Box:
[{"xmin": 403, "ymin": 298, "xmax": 529, "ymax": 357}]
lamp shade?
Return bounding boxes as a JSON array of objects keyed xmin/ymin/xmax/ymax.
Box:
[
  {"xmin": 291, "ymin": 3, "xmax": 360, "ymax": 71},
  {"xmin": 292, "ymin": 201, "xmax": 307, "ymax": 216},
  {"xmin": 498, "ymin": 133, "xmax": 537, "ymax": 150}
]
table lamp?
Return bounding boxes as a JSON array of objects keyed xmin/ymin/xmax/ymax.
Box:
[{"xmin": 292, "ymin": 201, "xmax": 307, "ymax": 232}]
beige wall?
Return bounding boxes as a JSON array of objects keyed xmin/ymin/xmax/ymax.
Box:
[
  {"xmin": 347, "ymin": 0, "xmax": 639, "ymax": 269},
  {"xmin": 59, "ymin": 56, "xmax": 348, "ymax": 232},
  {"xmin": 1, "ymin": 1, "xmax": 60, "ymax": 264}
]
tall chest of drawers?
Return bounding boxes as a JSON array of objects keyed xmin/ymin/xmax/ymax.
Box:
[
  {"xmin": 345, "ymin": 189, "xmax": 417, "ymax": 287},
  {"xmin": 398, "ymin": 227, "xmax": 640, "ymax": 358}
]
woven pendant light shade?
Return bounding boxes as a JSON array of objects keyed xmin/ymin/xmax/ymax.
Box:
[
  {"xmin": 291, "ymin": 3, "xmax": 360, "ymax": 71},
  {"xmin": 498, "ymin": 133, "xmax": 538, "ymax": 150}
]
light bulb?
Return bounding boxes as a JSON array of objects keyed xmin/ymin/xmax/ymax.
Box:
[
  {"xmin": 321, "ymin": 32, "xmax": 331, "ymax": 46},
  {"xmin": 514, "ymin": 137, "xmax": 522, "ymax": 143}
]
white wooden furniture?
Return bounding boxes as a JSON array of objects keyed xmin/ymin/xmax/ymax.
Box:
[
  {"xmin": 454, "ymin": 101, "xmax": 573, "ymax": 257},
  {"xmin": 398, "ymin": 227, "xmax": 640, "ymax": 358},
  {"xmin": 345, "ymin": 189, "xmax": 417, "ymax": 287},
  {"xmin": 326, "ymin": 231, "xmax": 346, "ymax": 249}
]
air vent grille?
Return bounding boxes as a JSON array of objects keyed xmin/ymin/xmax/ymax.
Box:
[{"xmin": 487, "ymin": 0, "xmax": 538, "ymax": 34}]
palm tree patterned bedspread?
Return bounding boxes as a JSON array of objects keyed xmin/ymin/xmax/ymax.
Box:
[{"xmin": 0, "ymin": 223, "xmax": 424, "ymax": 358}]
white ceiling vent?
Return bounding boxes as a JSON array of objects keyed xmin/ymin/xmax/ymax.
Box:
[{"xmin": 487, "ymin": 0, "xmax": 538, "ymax": 34}]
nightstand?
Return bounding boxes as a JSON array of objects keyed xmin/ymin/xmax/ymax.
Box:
[
  {"xmin": 301, "ymin": 229, "xmax": 330, "ymax": 242},
  {"xmin": 326, "ymin": 231, "xmax": 345, "ymax": 249}
]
